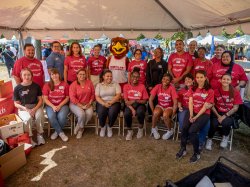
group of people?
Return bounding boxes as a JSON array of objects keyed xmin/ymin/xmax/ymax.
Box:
[{"xmin": 10, "ymin": 38, "xmax": 248, "ymax": 163}]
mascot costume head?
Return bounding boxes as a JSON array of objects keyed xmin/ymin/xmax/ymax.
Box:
[{"xmin": 109, "ymin": 37, "xmax": 129, "ymax": 59}]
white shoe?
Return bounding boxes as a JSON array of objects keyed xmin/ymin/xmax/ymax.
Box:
[
  {"xmin": 162, "ymin": 129, "xmax": 173, "ymax": 140},
  {"xmin": 107, "ymin": 126, "xmax": 113, "ymax": 138},
  {"xmin": 37, "ymin": 134, "xmax": 45, "ymax": 145},
  {"xmin": 50, "ymin": 131, "xmax": 58, "ymax": 140},
  {"xmin": 59, "ymin": 132, "xmax": 68, "ymax": 142},
  {"xmin": 74, "ymin": 124, "xmax": 80, "ymax": 135},
  {"xmin": 220, "ymin": 135, "xmax": 229, "ymax": 148},
  {"xmin": 205, "ymin": 139, "xmax": 212, "ymax": 150},
  {"xmin": 137, "ymin": 128, "xmax": 143, "ymax": 139},
  {"xmin": 100, "ymin": 126, "xmax": 106, "ymax": 137},
  {"xmin": 126, "ymin": 130, "xmax": 133, "ymax": 141},
  {"xmin": 76, "ymin": 129, "xmax": 83, "ymax": 139},
  {"xmin": 151, "ymin": 128, "xmax": 160, "ymax": 140},
  {"xmin": 31, "ymin": 138, "xmax": 37, "ymax": 148}
]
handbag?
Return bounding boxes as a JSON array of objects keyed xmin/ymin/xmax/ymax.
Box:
[{"xmin": 218, "ymin": 90, "xmax": 240, "ymax": 129}]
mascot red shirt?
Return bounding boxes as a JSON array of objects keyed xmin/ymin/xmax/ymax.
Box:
[{"xmin": 105, "ymin": 37, "xmax": 130, "ymax": 88}]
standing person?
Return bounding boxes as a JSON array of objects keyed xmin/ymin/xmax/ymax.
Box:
[
  {"xmin": 176, "ymin": 70, "xmax": 214, "ymax": 163},
  {"xmin": 128, "ymin": 49, "xmax": 147, "ymax": 84},
  {"xmin": 193, "ymin": 47, "xmax": 213, "ymax": 79},
  {"xmin": 123, "ymin": 68, "xmax": 149, "ymax": 140},
  {"xmin": 146, "ymin": 47, "xmax": 167, "ymax": 121},
  {"xmin": 43, "ymin": 68, "xmax": 69, "ymax": 142},
  {"xmin": 211, "ymin": 45, "xmax": 225, "ymax": 64},
  {"xmin": 87, "ymin": 44, "xmax": 107, "ymax": 86},
  {"xmin": 206, "ymin": 73, "xmax": 242, "ymax": 150},
  {"xmin": 12, "ymin": 43, "xmax": 45, "ymax": 88},
  {"xmin": 0, "ymin": 46, "xmax": 15, "ymax": 78},
  {"xmin": 188, "ymin": 40, "xmax": 198, "ymax": 60},
  {"xmin": 13, "ymin": 68, "xmax": 45, "ymax": 147},
  {"xmin": 69, "ymin": 68, "xmax": 95, "ymax": 139},
  {"xmin": 64, "ymin": 42, "xmax": 87, "ymax": 84},
  {"xmin": 46, "ymin": 41, "xmax": 65, "ymax": 79},
  {"xmin": 149, "ymin": 73, "xmax": 178, "ymax": 140},
  {"xmin": 210, "ymin": 51, "xmax": 248, "ymax": 90},
  {"xmin": 141, "ymin": 46, "xmax": 148, "ymax": 62},
  {"xmin": 95, "ymin": 69, "xmax": 121, "ymax": 137},
  {"xmin": 168, "ymin": 39, "xmax": 193, "ymax": 89},
  {"xmin": 42, "ymin": 44, "xmax": 51, "ymax": 60}
]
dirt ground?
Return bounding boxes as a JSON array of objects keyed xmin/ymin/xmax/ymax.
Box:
[{"xmin": 1, "ymin": 64, "xmax": 250, "ymax": 187}]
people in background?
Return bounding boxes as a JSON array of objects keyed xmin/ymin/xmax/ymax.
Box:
[
  {"xmin": 13, "ymin": 68, "xmax": 45, "ymax": 147},
  {"xmin": 46, "ymin": 41, "xmax": 65, "ymax": 80},
  {"xmin": 123, "ymin": 68, "xmax": 149, "ymax": 140},
  {"xmin": 95, "ymin": 69, "xmax": 121, "ymax": 137},
  {"xmin": 149, "ymin": 73, "xmax": 178, "ymax": 140},
  {"xmin": 64, "ymin": 42, "xmax": 87, "ymax": 84},
  {"xmin": 176, "ymin": 70, "xmax": 214, "ymax": 163},
  {"xmin": 69, "ymin": 68, "xmax": 95, "ymax": 139},
  {"xmin": 128, "ymin": 49, "xmax": 147, "ymax": 84},
  {"xmin": 43, "ymin": 68, "xmax": 69, "ymax": 142},
  {"xmin": 0, "ymin": 46, "xmax": 15, "ymax": 78},
  {"xmin": 188, "ymin": 40, "xmax": 198, "ymax": 60},
  {"xmin": 206, "ymin": 73, "xmax": 242, "ymax": 150},
  {"xmin": 211, "ymin": 45, "xmax": 225, "ymax": 64},
  {"xmin": 210, "ymin": 51, "xmax": 248, "ymax": 90},
  {"xmin": 87, "ymin": 44, "xmax": 107, "ymax": 86},
  {"xmin": 12, "ymin": 43, "xmax": 44, "ymax": 88}
]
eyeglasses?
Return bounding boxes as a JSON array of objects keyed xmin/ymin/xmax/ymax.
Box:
[{"xmin": 135, "ymin": 53, "xmax": 141, "ymax": 55}]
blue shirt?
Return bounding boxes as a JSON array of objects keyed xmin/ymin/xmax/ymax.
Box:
[{"xmin": 46, "ymin": 52, "xmax": 65, "ymax": 79}]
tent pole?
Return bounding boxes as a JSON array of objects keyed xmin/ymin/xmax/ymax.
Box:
[{"xmin": 18, "ymin": 30, "xmax": 24, "ymax": 58}]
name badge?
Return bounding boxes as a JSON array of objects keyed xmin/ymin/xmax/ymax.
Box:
[
  {"xmin": 59, "ymin": 86, "xmax": 64, "ymax": 89},
  {"xmin": 55, "ymin": 57, "xmax": 59, "ymax": 61},
  {"xmin": 158, "ymin": 65, "xmax": 162, "ymax": 68}
]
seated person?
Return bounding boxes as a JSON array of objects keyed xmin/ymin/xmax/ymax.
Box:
[
  {"xmin": 149, "ymin": 73, "xmax": 178, "ymax": 140},
  {"xmin": 123, "ymin": 67, "xmax": 149, "ymax": 140}
]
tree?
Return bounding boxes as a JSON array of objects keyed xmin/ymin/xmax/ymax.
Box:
[
  {"xmin": 221, "ymin": 28, "xmax": 231, "ymax": 39},
  {"xmin": 154, "ymin": 33, "xmax": 163, "ymax": 40},
  {"xmin": 0, "ymin": 34, "xmax": 4, "ymax": 39},
  {"xmin": 171, "ymin": 31, "xmax": 185, "ymax": 41},
  {"xmin": 136, "ymin": 33, "xmax": 146, "ymax": 41}
]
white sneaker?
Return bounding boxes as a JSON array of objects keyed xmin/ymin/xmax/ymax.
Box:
[
  {"xmin": 76, "ymin": 129, "xmax": 83, "ymax": 139},
  {"xmin": 107, "ymin": 126, "xmax": 113, "ymax": 138},
  {"xmin": 31, "ymin": 138, "xmax": 37, "ymax": 148},
  {"xmin": 37, "ymin": 134, "xmax": 45, "ymax": 145},
  {"xmin": 100, "ymin": 126, "xmax": 106, "ymax": 137},
  {"xmin": 50, "ymin": 131, "xmax": 58, "ymax": 140},
  {"xmin": 137, "ymin": 128, "xmax": 144, "ymax": 139},
  {"xmin": 151, "ymin": 128, "xmax": 160, "ymax": 140},
  {"xmin": 220, "ymin": 135, "xmax": 229, "ymax": 148},
  {"xmin": 59, "ymin": 132, "xmax": 68, "ymax": 142},
  {"xmin": 74, "ymin": 124, "xmax": 80, "ymax": 135},
  {"xmin": 205, "ymin": 139, "xmax": 213, "ymax": 150},
  {"xmin": 126, "ymin": 130, "xmax": 133, "ymax": 141},
  {"xmin": 162, "ymin": 129, "xmax": 173, "ymax": 140}
]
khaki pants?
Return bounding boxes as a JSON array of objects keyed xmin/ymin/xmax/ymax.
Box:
[{"xmin": 90, "ymin": 75, "xmax": 100, "ymax": 87}]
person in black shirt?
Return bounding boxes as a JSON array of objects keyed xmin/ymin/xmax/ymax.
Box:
[
  {"xmin": 146, "ymin": 47, "xmax": 167, "ymax": 121},
  {"xmin": 13, "ymin": 68, "xmax": 45, "ymax": 147}
]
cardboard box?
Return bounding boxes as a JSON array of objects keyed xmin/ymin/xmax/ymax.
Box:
[
  {"xmin": 0, "ymin": 144, "xmax": 26, "ymax": 179},
  {"xmin": 0, "ymin": 81, "xmax": 13, "ymax": 99},
  {"xmin": 0, "ymin": 114, "xmax": 24, "ymax": 142},
  {"xmin": 0, "ymin": 98, "xmax": 15, "ymax": 117}
]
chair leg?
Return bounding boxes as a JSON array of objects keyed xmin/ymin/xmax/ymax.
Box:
[
  {"xmin": 123, "ymin": 117, "xmax": 125, "ymax": 136},
  {"xmin": 144, "ymin": 119, "xmax": 147, "ymax": 136},
  {"xmin": 176, "ymin": 124, "xmax": 180, "ymax": 141},
  {"xmin": 48, "ymin": 122, "xmax": 51, "ymax": 137},
  {"xmin": 229, "ymin": 129, "xmax": 233, "ymax": 151}
]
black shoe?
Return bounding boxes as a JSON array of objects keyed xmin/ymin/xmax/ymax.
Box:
[
  {"xmin": 189, "ymin": 153, "xmax": 201, "ymax": 163},
  {"xmin": 176, "ymin": 147, "xmax": 187, "ymax": 159}
]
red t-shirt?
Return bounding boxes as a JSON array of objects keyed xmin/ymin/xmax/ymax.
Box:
[
  {"xmin": 178, "ymin": 87, "xmax": 190, "ymax": 108},
  {"xmin": 42, "ymin": 81, "xmax": 69, "ymax": 106},
  {"xmin": 12, "ymin": 56, "xmax": 44, "ymax": 88},
  {"xmin": 187, "ymin": 88, "xmax": 214, "ymax": 114},
  {"xmin": 214, "ymin": 87, "xmax": 242, "ymax": 113},
  {"xmin": 168, "ymin": 52, "xmax": 193, "ymax": 81},
  {"xmin": 128, "ymin": 60, "xmax": 147, "ymax": 84},
  {"xmin": 193, "ymin": 58, "xmax": 213, "ymax": 79},
  {"xmin": 150, "ymin": 84, "xmax": 178, "ymax": 108},
  {"xmin": 64, "ymin": 56, "xmax": 87, "ymax": 82},
  {"xmin": 210, "ymin": 63, "xmax": 248, "ymax": 89},
  {"xmin": 88, "ymin": 55, "xmax": 106, "ymax": 75},
  {"xmin": 211, "ymin": 57, "xmax": 221, "ymax": 64},
  {"xmin": 69, "ymin": 80, "xmax": 95, "ymax": 104},
  {"xmin": 123, "ymin": 83, "xmax": 149, "ymax": 100}
]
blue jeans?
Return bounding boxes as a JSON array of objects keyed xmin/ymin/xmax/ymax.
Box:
[
  {"xmin": 178, "ymin": 109, "xmax": 210, "ymax": 146},
  {"xmin": 46, "ymin": 105, "xmax": 69, "ymax": 134}
]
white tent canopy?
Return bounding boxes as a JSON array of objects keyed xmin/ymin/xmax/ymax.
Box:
[
  {"xmin": 198, "ymin": 33, "xmax": 228, "ymax": 45},
  {"xmin": 0, "ymin": 0, "xmax": 250, "ymax": 39},
  {"xmin": 227, "ymin": 35, "xmax": 250, "ymax": 45}
]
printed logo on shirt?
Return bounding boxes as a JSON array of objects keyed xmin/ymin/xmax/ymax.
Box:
[
  {"xmin": 21, "ymin": 89, "xmax": 30, "ymax": 96},
  {"xmin": 59, "ymin": 86, "xmax": 64, "ymax": 90}
]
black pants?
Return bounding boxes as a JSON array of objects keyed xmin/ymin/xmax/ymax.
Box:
[
  {"xmin": 208, "ymin": 112, "xmax": 233, "ymax": 138},
  {"xmin": 5, "ymin": 61, "xmax": 14, "ymax": 78},
  {"xmin": 181, "ymin": 112, "xmax": 210, "ymax": 154},
  {"xmin": 124, "ymin": 103, "xmax": 146, "ymax": 129},
  {"xmin": 96, "ymin": 102, "xmax": 121, "ymax": 127}
]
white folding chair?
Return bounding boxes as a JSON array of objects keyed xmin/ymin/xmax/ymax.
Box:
[
  {"xmin": 212, "ymin": 126, "xmax": 234, "ymax": 151},
  {"xmin": 157, "ymin": 114, "xmax": 177, "ymax": 140}
]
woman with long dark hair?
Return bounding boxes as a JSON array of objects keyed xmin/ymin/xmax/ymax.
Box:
[
  {"xmin": 176, "ymin": 70, "xmax": 214, "ymax": 163},
  {"xmin": 206, "ymin": 73, "xmax": 242, "ymax": 150},
  {"xmin": 43, "ymin": 68, "xmax": 69, "ymax": 141}
]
